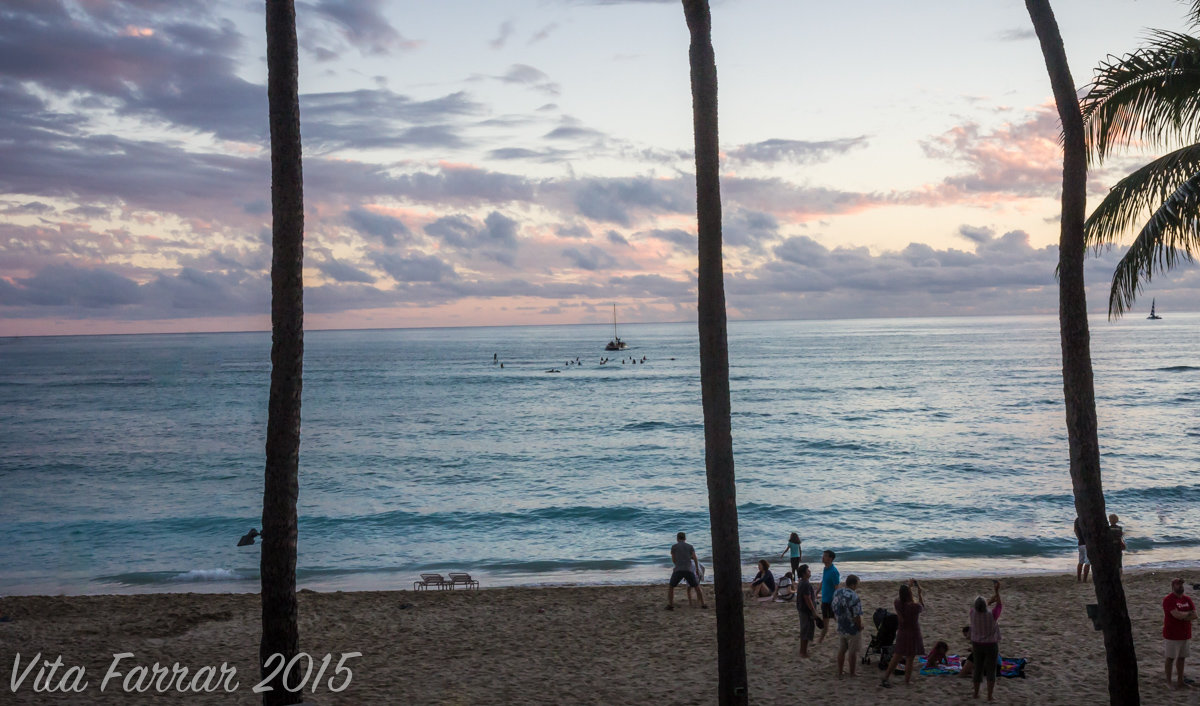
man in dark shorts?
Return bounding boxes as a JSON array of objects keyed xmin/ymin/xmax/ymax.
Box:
[
  {"xmin": 818, "ymin": 549, "xmax": 840, "ymax": 642},
  {"xmin": 667, "ymin": 532, "xmax": 707, "ymax": 609},
  {"xmin": 795, "ymin": 564, "xmax": 819, "ymax": 658}
]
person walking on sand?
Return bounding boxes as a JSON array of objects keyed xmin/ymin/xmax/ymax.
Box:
[
  {"xmin": 666, "ymin": 532, "xmax": 706, "ymax": 610},
  {"xmin": 832, "ymin": 574, "xmax": 863, "ymax": 679},
  {"xmin": 817, "ymin": 550, "xmax": 840, "ymax": 642},
  {"xmin": 795, "ymin": 564, "xmax": 819, "ymax": 659},
  {"xmin": 1074, "ymin": 516, "xmax": 1090, "ymax": 583},
  {"xmin": 1163, "ymin": 577, "xmax": 1197, "ymax": 690},
  {"xmin": 881, "ymin": 579, "xmax": 925, "ymax": 688},
  {"xmin": 969, "ymin": 580, "xmax": 1003, "ymax": 701},
  {"xmin": 780, "ymin": 532, "xmax": 802, "ymax": 578}
]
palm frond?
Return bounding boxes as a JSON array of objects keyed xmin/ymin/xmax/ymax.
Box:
[
  {"xmin": 1081, "ymin": 30, "xmax": 1200, "ymax": 162},
  {"xmin": 1105, "ymin": 172, "xmax": 1200, "ymax": 317},
  {"xmin": 1085, "ymin": 143, "xmax": 1200, "ymax": 247}
]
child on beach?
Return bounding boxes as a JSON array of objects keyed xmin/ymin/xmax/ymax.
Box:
[
  {"xmin": 774, "ymin": 571, "xmax": 796, "ymax": 602},
  {"xmin": 779, "ymin": 532, "xmax": 802, "ymax": 578},
  {"xmin": 925, "ymin": 640, "xmax": 950, "ymax": 670}
]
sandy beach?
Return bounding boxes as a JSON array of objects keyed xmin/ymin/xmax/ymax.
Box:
[{"xmin": 1, "ymin": 569, "xmax": 1197, "ymax": 704}]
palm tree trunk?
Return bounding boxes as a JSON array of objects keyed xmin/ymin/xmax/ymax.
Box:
[
  {"xmin": 681, "ymin": 2, "xmax": 748, "ymax": 704},
  {"xmin": 262, "ymin": 1, "xmax": 304, "ymax": 704},
  {"xmin": 1025, "ymin": 2, "xmax": 1140, "ymax": 704}
]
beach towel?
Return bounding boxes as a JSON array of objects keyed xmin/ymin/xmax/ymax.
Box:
[
  {"xmin": 916, "ymin": 654, "xmax": 962, "ymax": 676},
  {"xmin": 915, "ymin": 655, "xmax": 1027, "ymax": 678},
  {"xmin": 999, "ymin": 657, "xmax": 1027, "ymax": 678}
]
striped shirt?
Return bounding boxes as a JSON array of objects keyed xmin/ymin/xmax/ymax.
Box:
[{"xmin": 969, "ymin": 600, "xmax": 1002, "ymax": 644}]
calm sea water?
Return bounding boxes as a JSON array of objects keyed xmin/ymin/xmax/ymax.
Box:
[{"xmin": 0, "ymin": 315, "xmax": 1197, "ymax": 595}]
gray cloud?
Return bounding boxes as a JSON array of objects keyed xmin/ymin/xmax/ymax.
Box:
[
  {"xmin": 529, "ymin": 22, "xmax": 560, "ymax": 45},
  {"xmin": 562, "ymin": 245, "xmax": 618, "ymax": 271},
  {"xmin": 373, "ymin": 252, "xmax": 458, "ymax": 283},
  {"xmin": 644, "ymin": 228, "xmax": 696, "ymax": 254},
  {"xmin": 495, "ymin": 64, "xmax": 560, "ymax": 96},
  {"xmin": 490, "ymin": 20, "xmax": 515, "ymax": 49},
  {"xmin": 568, "ymin": 176, "xmax": 692, "ymax": 225},
  {"xmin": 997, "ymin": 28, "xmax": 1037, "ymax": 41},
  {"xmin": 317, "ymin": 257, "xmax": 375, "ymax": 284},
  {"xmin": 556, "ymin": 223, "xmax": 593, "ymax": 239},
  {"xmin": 958, "ymin": 224, "xmax": 995, "ymax": 246},
  {"xmin": 724, "ymin": 208, "xmax": 779, "ymax": 250},
  {"xmin": 1, "ymin": 201, "xmax": 55, "ymax": 216},
  {"xmin": 305, "ymin": 0, "xmax": 418, "ymax": 56},
  {"xmin": 423, "ymin": 211, "xmax": 521, "ymax": 265},
  {"xmin": 726, "ymin": 137, "xmax": 869, "ymax": 165},
  {"xmin": 345, "ymin": 208, "xmax": 412, "ymax": 246}
]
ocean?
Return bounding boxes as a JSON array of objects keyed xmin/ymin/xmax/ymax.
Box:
[{"xmin": 0, "ymin": 314, "xmax": 1197, "ymax": 595}]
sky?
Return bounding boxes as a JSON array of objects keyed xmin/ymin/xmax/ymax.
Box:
[{"xmin": 0, "ymin": 0, "xmax": 1197, "ymax": 336}]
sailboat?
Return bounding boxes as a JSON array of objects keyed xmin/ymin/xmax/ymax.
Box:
[
  {"xmin": 1148, "ymin": 299, "xmax": 1163, "ymax": 320},
  {"xmin": 604, "ymin": 303, "xmax": 628, "ymax": 351}
]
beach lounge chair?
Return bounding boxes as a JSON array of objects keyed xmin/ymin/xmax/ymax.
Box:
[
  {"xmin": 413, "ymin": 573, "xmax": 450, "ymax": 591},
  {"xmin": 448, "ymin": 572, "xmax": 480, "ymax": 590}
]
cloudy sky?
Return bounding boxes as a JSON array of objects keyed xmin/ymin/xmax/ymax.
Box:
[{"xmin": 0, "ymin": 0, "xmax": 1196, "ymax": 335}]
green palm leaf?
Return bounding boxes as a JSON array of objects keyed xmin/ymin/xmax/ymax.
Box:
[
  {"xmin": 1095, "ymin": 166, "xmax": 1200, "ymax": 317},
  {"xmin": 1081, "ymin": 30, "xmax": 1200, "ymax": 162},
  {"xmin": 1085, "ymin": 143, "xmax": 1200, "ymax": 246}
]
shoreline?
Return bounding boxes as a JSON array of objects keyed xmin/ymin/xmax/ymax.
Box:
[
  {"xmin": 8, "ymin": 552, "xmax": 1199, "ymax": 598},
  {"xmin": 2, "ymin": 568, "xmax": 1197, "ymax": 704}
]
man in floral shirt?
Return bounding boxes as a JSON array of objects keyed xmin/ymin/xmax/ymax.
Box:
[{"xmin": 832, "ymin": 574, "xmax": 864, "ymax": 678}]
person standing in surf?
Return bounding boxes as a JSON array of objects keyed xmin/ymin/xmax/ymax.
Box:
[{"xmin": 779, "ymin": 532, "xmax": 802, "ymax": 579}]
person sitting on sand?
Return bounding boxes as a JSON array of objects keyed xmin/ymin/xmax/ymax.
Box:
[
  {"xmin": 832, "ymin": 574, "xmax": 864, "ymax": 679},
  {"xmin": 773, "ymin": 571, "xmax": 795, "ymax": 602},
  {"xmin": 795, "ymin": 564, "xmax": 819, "ymax": 659},
  {"xmin": 881, "ymin": 579, "xmax": 925, "ymax": 688},
  {"xmin": 1163, "ymin": 577, "xmax": 1196, "ymax": 690},
  {"xmin": 666, "ymin": 532, "xmax": 707, "ymax": 610},
  {"xmin": 748, "ymin": 559, "xmax": 775, "ymax": 599},
  {"xmin": 969, "ymin": 580, "xmax": 1003, "ymax": 701},
  {"xmin": 959, "ymin": 626, "xmax": 975, "ymax": 679},
  {"xmin": 925, "ymin": 640, "xmax": 950, "ymax": 670}
]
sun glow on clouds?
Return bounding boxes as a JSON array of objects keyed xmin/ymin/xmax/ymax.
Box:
[{"xmin": 0, "ymin": 0, "xmax": 1196, "ymax": 335}]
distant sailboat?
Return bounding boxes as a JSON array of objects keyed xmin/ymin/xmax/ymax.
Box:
[
  {"xmin": 605, "ymin": 303, "xmax": 628, "ymax": 351},
  {"xmin": 1148, "ymin": 299, "xmax": 1163, "ymax": 320}
]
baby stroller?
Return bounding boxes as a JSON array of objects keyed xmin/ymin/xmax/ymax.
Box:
[{"xmin": 861, "ymin": 607, "xmax": 898, "ymax": 669}]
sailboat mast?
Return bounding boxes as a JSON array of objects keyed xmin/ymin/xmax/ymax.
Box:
[{"xmin": 612, "ymin": 302, "xmax": 618, "ymax": 339}]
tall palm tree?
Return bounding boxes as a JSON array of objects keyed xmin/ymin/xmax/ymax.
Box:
[
  {"xmin": 680, "ymin": 2, "xmax": 748, "ymax": 704},
  {"xmin": 1026, "ymin": 2, "xmax": 1141, "ymax": 704},
  {"xmin": 1081, "ymin": 0, "xmax": 1200, "ymax": 317},
  {"xmin": 261, "ymin": 1, "xmax": 305, "ymax": 704}
]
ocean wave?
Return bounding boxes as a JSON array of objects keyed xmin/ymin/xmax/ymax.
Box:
[
  {"xmin": 621, "ymin": 420, "xmax": 704, "ymax": 432},
  {"xmin": 1155, "ymin": 365, "xmax": 1200, "ymax": 372},
  {"xmin": 98, "ymin": 568, "xmax": 253, "ymax": 585}
]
